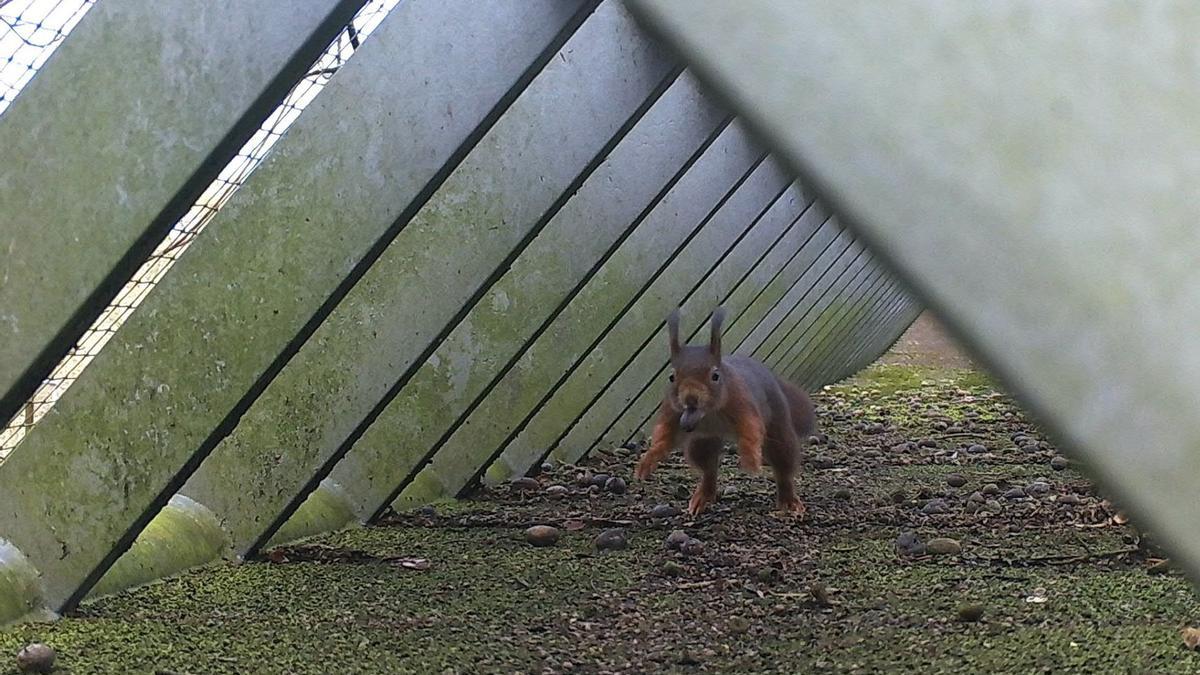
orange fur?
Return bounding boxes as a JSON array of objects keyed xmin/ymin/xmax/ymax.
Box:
[
  {"xmin": 724, "ymin": 376, "xmax": 765, "ymax": 473},
  {"xmin": 634, "ymin": 401, "xmax": 678, "ymax": 480}
]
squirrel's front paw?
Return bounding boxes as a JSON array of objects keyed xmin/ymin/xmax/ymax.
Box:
[{"xmin": 634, "ymin": 458, "xmax": 655, "ymax": 480}]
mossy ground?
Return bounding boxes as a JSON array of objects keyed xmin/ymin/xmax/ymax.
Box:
[{"xmin": 4, "ymin": 322, "xmax": 1200, "ymax": 673}]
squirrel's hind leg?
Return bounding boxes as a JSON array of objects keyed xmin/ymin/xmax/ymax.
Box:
[{"xmin": 765, "ymin": 431, "xmax": 806, "ymax": 518}]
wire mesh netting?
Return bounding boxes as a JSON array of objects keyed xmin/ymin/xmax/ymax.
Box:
[
  {"xmin": 0, "ymin": 0, "xmax": 403, "ymax": 461},
  {"xmin": 0, "ymin": 0, "xmax": 95, "ymax": 116}
]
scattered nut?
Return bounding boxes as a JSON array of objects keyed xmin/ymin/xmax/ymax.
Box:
[
  {"xmin": 594, "ymin": 528, "xmax": 628, "ymax": 551},
  {"xmin": 925, "ymin": 537, "xmax": 962, "ymax": 556},
  {"xmin": 510, "ymin": 476, "xmax": 540, "ymax": 492},
  {"xmin": 605, "ymin": 477, "xmax": 627, "ymax": 494},
  {"xmin": 15, "ymin": 643, "xmax": 55, "ymax": 674},
  {"xmin": 957, "ymin": 603, "xmax": 985, "ymax": 622},
  {"xmin": 809, "ymin": 582, "xmax": 835, "ymax": 608},
  {"xmin": 664, "ymin": 530, "xmax": 690, "ymax": 550},
  {"xmin": 649, "ymin": 504, "xmax": 681, "ymax": 519},
  {"xmin": 680, "ymin": 538, "xmax": 705, "ymax": 557},
  {"xmin": 524, "ymin": 525, "xmax": 561, "ymax": 547}
]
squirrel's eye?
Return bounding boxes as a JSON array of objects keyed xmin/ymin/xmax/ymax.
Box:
[
  {"xmin": 668, "ymin": 372, "xmax": 675, "ymax": 383},
  {"xmin": 711, "ymin": 370, "xmax": 721, "ymax": 382}
]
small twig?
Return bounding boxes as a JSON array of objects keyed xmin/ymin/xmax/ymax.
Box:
[
  {"xmin": 973, "ymin": 547, "xmax": 1139, "ymax": 567},
  {"xmin": 584, "ymin": 518, "xmax": 636, "ymax": 528},
  {"xmin": 1027, "ymin": 547, "xmax": 1139, "ymax": 566},
  {"xmin": 675, "ymin": 580, "xmax": 716, "ymax": 590}
]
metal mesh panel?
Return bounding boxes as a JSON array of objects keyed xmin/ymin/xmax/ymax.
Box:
[
  {"xmin": 0, "ymin": 0, "xmax": 401, "ymax": 460},
  {"xmin": 0, "ymin": 0, "xmax": 95, "ymax": 116}
]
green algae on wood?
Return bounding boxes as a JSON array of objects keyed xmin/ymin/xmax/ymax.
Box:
[
  {"xmin": 325, "ymin": 69, "xmax": 722, "ymax": 523},
  {"xmin": 264, "ymin": 481, "xmax": 357, "ymax": 551},
  {"xmin": 89, "ymin": 495, "xmax": 226, "ymax": 601},
  {"xmin": 186, "ymin": 0, "xmax": 676, "ymax": 560},
  {"xmin": 0, "ymin": 540, "xmax": 45, "ymax": 625},
  {"xmin": 178, "ymin": 0, "xmax": 595, "ymax": 561},
  {"xmin": 348, "ymin": 121, "xmax": 764, "ymax": 516},
  {"xmin": 392, "ymin": 140, "xmax": 786, "ymax": 511},
  {"xmin": 0, "ymin": 0, "xmax": 358, "ymax": 419}
]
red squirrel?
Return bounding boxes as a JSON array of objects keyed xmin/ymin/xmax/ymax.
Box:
[{"xmin": 634, "ymin": 307, "xmax": 816, "ymax": 517}]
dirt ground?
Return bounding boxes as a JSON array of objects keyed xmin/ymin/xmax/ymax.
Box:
[
  {"xmin": 878, "ymin": 311, "xmax": 975, "ymax": 370},
  {"xmin": 3, "ymin": 314, "xmax": 1199, "ymax": 674}
]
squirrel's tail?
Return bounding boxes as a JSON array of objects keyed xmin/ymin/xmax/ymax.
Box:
[{"xmin": 780, "ymin": 380, "xmax": 817, "ymax": 439}]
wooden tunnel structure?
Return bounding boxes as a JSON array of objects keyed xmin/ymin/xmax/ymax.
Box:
[
  {"xmin": 15, "ymin": 0, "xmax": 1196, "ymax": 626},
  {"xmin": 0, "ymin": 0, "xmax": 922, "ymax": 621}
]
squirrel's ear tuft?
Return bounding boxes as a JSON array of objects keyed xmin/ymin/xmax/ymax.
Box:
[
  {"xmin": 667, "ymin": 309, "xmax": 681, "ymax": 357},
  {"xmin": 709, "ymin": 307, "xmax": 725, "ymax": 361}
]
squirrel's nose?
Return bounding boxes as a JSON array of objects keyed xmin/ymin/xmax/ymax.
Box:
[{"xmin": 684, "ymin": 395, "xmax": 698, "ymax": 408}]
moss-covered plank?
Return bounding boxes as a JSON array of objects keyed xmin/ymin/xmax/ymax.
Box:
[
  {"xmin": 550, "ymin": 198, "xmax": 833, "ymax": 463},
  {"xmin": 313, "ymin": 75, "xmax": 723, "ymax": 524},
  {"xmin": 817, "ymin": 294, "xmax": 916, "ymax": 386},
  {"xmin": 791, "ymin": 282, "xmax": 907, "ymax": 386},
  {"xmin": 336, "ymin": 121, "xmax": 767, "ymax": 518},
  {"xmin": 489, "ymin": 181, "xmax": 811, "ymax": 482},
  {"xmin": 0, "ymin": 540, "xmax": 44, "ymax": 625},
  {"xmin": 0, "ymin": 0, "xmax": 365, "ymax": 420},
  {"xmin": 87, "ymin": 496, "xmax": 226, "ymax": 601},
  {"xmin": 755, "ymin": 243, "xmax": 870, "ymax": 367},
  {"xmin": 260, "ymin": 481, "xmax": 357, "ymax": 551},
  {"xmin": 759, "ymin": 263, "xmax": 880, "ymax": 377},
  {"xmin": 795, "ymin": 283, "xmax": 904, "ymax": 385},
  {"xmin": 0, "ymin": 0, "xmax": 595, "ymax": 611},
  {"xmin": 784, "ymin": 278, "xmax": 900, "ymax": 386},
  {"xmin": 394, "ymin": 142, "xmax": 788, "ymax": 510},
  {"xmin": 835, "ymin": 301, "xmax": 923, "ymax": 384},
  {"xmin": 738, "ymin": 233, "xmax": 857, "ymax": 358},
  {"xmin": 711, "ymin": 214, "xmax": 837, "ymax": 353},
  {"xmin": 771, "ymin": 265, "xmax": 890, "ymax": 381},
  {"xmin": 182, "ymin": 0, "xmax": 676, "ymax": 559}
]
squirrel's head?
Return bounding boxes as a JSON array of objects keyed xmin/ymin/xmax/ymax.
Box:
[{"xmin": 665, "ymin": 307, "xmax": 727, "ymax": 432}]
